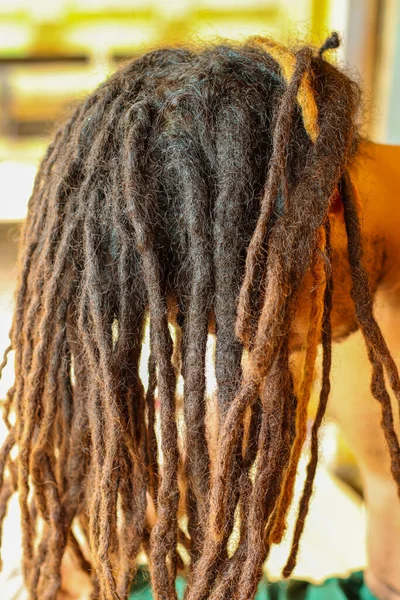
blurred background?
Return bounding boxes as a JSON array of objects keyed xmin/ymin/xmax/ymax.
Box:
[
  {"xmin": 0, "ymin": 0, "xmax": 399, "ymax": 594},
  {"xmin": 0, "ymin": 0, "xmax": 398, "ymax": 222}
]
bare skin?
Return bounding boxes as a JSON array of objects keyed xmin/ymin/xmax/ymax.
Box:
[{"xmin": 315, "ymin": 142, "xmax": 400, "ymax": 599}]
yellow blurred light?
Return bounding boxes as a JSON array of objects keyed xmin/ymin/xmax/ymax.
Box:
[
  {"xmin": 0, "ymin": 137, "xmax": 47, "ymax": 163},
  {"xmin": 0, "ymin": 0, "xmax": 26, "ymax": 14},
  {"xmin": 197, "ymin": 0, "xmax": 272, "ymax": 7},
  {"xmin": 0, "ymin": 161, "xmax": 36, "ymax": 221},
  {"xmin": 64, "ymin": 20, "xmax": 159, "ymax": 54},
  {"xmin": 10, "ymin": 66, "xmax": 108, "ymax": 99},
  {"xmin": 69, "ymin": 0, "xmax": 153, "ymax": 10},
  {"xmin": 0, "ymin": 22, "xmax": 32, "ymax": 53},
  {"xmin": 156, "ymin": 0, "xmax": 189, "ymax": 18},
  {"xmin": 27, "ymin": 0, "xmax": 66, "ymax": 21},
  {"xmin": 194, "ymin": 20, "xmax": 281, "ymax": 43}
]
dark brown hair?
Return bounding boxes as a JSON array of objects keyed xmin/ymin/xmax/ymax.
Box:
[{"xmin": 1, "ymin": 34, "xmax": 400, "ymax": 600}]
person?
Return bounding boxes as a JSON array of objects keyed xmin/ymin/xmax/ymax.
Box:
[{"xmin": 0, "ymin": 32, "xmax": 399, "ymax": 600}]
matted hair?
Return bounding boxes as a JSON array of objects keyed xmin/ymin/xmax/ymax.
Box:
[{"xmin": 1, "ymin": 33, "xmax": 400, "ymax": 600}]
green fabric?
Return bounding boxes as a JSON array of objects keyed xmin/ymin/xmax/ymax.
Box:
[{"xmin": 128, "ymin": 570, "xmax": 377, "ymax": 600}]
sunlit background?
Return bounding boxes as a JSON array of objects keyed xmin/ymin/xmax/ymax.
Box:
[
  {"xmin": 0, "ymin": 0, "xmax": 397, "ymax": 221},
  {"xmin": 0, "ymin": 0, "xmax": 399, "ymax": 596}
]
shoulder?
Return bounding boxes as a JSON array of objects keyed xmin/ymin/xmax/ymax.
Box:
[{"xmin": 350, "ymin": 142, "xmax": 400, "ymax": 302}]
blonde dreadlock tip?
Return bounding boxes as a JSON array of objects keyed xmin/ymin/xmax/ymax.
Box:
[
  {"xmin": 269, "ymin": 524, "xmax": 285, "ymax": 546},
  {"xmin": 252, "ymin": 36, "xmax": 320, "ymax": 144}
]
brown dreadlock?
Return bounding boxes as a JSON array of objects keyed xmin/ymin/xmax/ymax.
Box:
[{"xmin": 0, "ymin": 33, "xmax": 399, "ymax": 600}]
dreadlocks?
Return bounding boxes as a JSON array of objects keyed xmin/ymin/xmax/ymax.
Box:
[{"xmin": 0, "ymin": 33, "xmax": 399, "ymax": 600}]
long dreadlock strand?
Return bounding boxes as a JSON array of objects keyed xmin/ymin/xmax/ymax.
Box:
[
  {"xmin": 122, "ymin": 101, "xmax": 180, "ymax": 600},
  {"xmin": 282, "ymin": 218, "xmax": 333, "ymax": 578},
  {"xmin": 212, "ymin": 226, "xmax": 327, "ymax": 600},
  {"xmin": 236, "ymin": 46, "xmax": 316, "ymax": 347},
  {"xmin": 269, "ymin": 225, "xmax": 327, "ymax": 545}
]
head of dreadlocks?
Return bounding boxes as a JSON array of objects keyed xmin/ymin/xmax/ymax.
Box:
[{"xmin": 0, "ymin": 32, "xmax": 397, "ymax": 600}]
